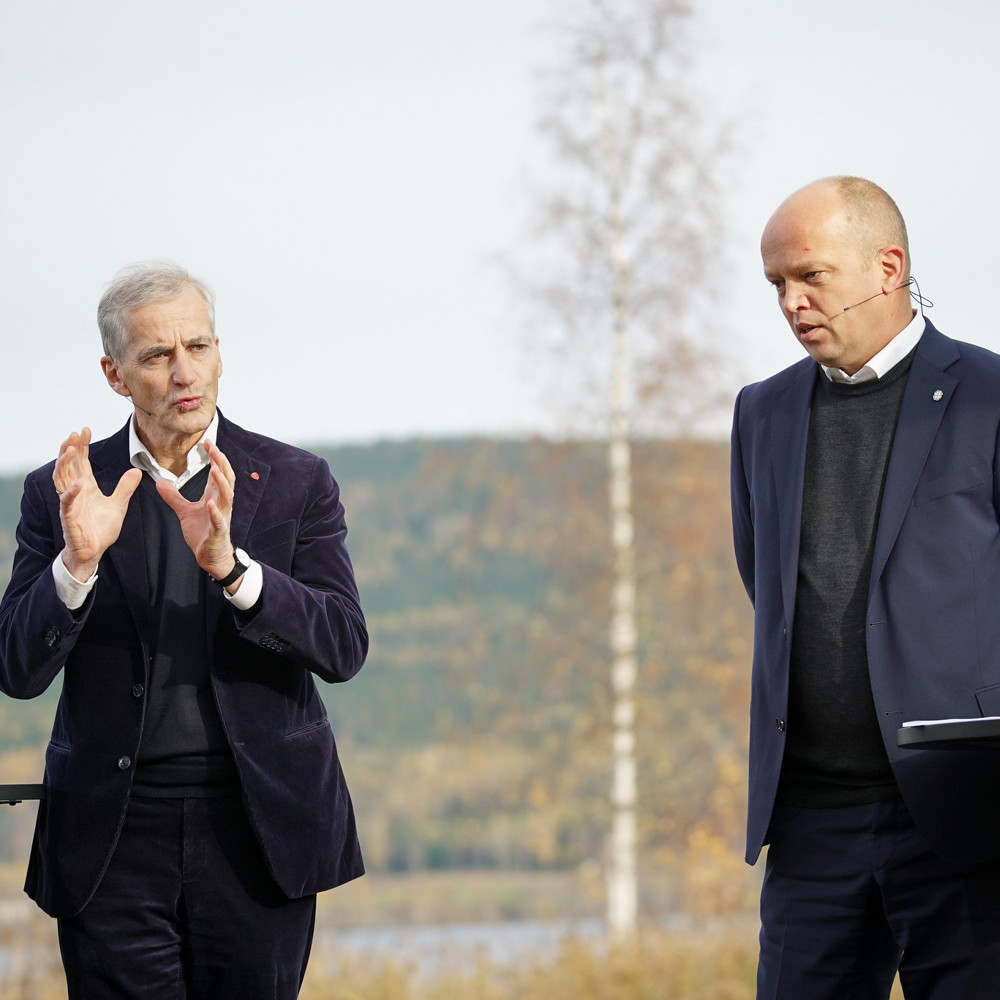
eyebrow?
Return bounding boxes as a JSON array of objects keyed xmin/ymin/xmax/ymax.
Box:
[
  {"xmin": 134, "ymin": 336, "xmax": 212, "ymax": 362},
  {"xmin": 764, "ymin": 259, "xmax": 837, "ymax": 281},
  {"xmin": 135, "ymin": 344, "xmax": 171, "ymax": 362}
]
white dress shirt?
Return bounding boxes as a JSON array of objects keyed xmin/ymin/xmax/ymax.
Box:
[{"xmin": 822, "ymin": 310, "xmax": 926, "ymax": 384}]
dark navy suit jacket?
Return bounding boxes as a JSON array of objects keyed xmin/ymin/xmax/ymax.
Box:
[
  {"xmin": 0, "ymin": 413, "xmax": 368, "ymax": 917},
  {"xmin": 732, "ymin": 320, "xmax": 1000, "ymax": 866}
]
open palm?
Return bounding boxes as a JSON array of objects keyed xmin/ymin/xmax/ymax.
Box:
[
  {"xmin": 54, "ymin": 427, "xmax": 142, "ymax": 581},
  {"xmin": 156, "ymin": 439, "xmax": 237, "ymax": 579}
]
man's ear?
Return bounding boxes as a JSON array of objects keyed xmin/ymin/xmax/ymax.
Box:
[
  {"xmin": 878, "ymin": 245, "xmax": 907, "ymax": 293},
  {"xmin": 100, "ymin": 356, "xmax": 132, "ymax": 399}
]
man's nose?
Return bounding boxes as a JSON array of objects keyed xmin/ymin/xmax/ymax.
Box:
[
  {"xmin": 171, "ymin": 354, "xmax": 196, "ymax": 385},
  {"xmin": 782, "ymin": 283, "xmax": 809, "ymax": 313}
]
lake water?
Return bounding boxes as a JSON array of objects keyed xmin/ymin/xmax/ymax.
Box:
[{"xmin": 318, "ymin": 917, "xmax": 607, "ymax": 974}]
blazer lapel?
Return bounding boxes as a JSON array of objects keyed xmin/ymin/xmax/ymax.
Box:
[
  {"xmin": 204, "ymin": 417, "xmax": 272, "ymax": 638},
  {"xmin": 769, "ymin": 362, "xmax": 815, "ymax": 629},
  {"xmin": 216, "ymin": 417, "xmax": 270, "ymax": 550},
  {"xmin": 870, "ymin": 325, "xmax": 959, "ymax": 592}
]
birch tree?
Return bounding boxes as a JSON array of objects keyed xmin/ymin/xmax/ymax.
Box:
[{"xmin": 517, "ymin": 0, "xmax": 731, "ymax": 940}]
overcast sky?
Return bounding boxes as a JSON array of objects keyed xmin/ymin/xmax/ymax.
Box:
[{"xmin": 1, "ymin": 0, "xmax": 995, "ymax": 474}]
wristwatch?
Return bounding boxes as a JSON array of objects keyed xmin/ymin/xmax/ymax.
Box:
[{"xmin": 210, "ymin": 548, "xmax": 250, "ymax": 588}]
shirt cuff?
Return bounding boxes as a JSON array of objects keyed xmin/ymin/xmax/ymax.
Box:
[
  {"xmin": 52, "ymin": 554, "xmax": 98, "ymax": 611},
  {"xmin": 223, "ymin": 558, "xmax": 263, "ymax": 611}
]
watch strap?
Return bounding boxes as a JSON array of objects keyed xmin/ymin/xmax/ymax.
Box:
[{"xmin": 211, "ymin": 549, "xmax": 249, "ymax": 588}]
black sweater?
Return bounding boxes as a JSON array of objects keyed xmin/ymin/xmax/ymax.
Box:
[{"xmin": 779, "ymin": 351, "xmax": 915, "ymax": 808}]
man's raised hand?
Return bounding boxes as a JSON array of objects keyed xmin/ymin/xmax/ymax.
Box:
[
  {"xmin": 54, "ymin": 427, "xmax": 142, "ymax": 582},
  {"xmin": 156, "ymin": 440, "xmax": 239, "ymax": 585}
]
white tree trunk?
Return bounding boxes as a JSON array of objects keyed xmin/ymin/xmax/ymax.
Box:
[{"xmin": 606, "ymin": 235, "xmax": 638, "ymax": 940}]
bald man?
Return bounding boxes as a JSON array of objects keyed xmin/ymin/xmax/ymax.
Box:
[{"xmin": 731, "ymin": 176, "xmax": 1000, "ymax": 999}]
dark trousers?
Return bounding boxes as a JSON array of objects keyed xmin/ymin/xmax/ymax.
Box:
[
  {"xmin": 57, "ymin": 795, "xmax": 316, "ymax": 1000},
  {"xmin": 758, "ymin": 799, "xmax": 1000, "ymax": 1000}
]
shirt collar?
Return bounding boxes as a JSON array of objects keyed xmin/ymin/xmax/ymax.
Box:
[
  {"xmin": 822, "ymin": 310, "xmax": 926, "ymax": 384},
  {"xmin": 129, "ymin": 411, "xmax": 219, "ymax": 487}
]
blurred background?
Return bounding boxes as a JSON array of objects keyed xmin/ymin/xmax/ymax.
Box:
[{"xmin": 0, "ymin": 0, "xmax": 986, "ymax": 995}]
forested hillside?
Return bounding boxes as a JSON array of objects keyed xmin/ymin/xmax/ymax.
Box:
[{"xmin": 0, "ymin": 436, "xmax": 755, "ymax": 914}]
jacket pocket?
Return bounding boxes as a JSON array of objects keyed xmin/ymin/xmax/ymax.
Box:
[
  {"xmin": 975, "ymin": 683, "xmax": 1000, "ymax": 716},
  {"xmin": 282, "ymin": 717, "xmax": 330, "ymax": 740},
  {"xmin": 246, "ymin": 520, "xmax": 296, "ymax": 573},
  {"xmin": 247, "ymin": 519, "xmax": 296, "ymax": 555},
  {"xmin": 913, "ymin": 462, "xmax": 988, "ymax": 506}
]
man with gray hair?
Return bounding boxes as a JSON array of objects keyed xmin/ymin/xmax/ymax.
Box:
[{"xmin": 0, "ymin": 261, "xmax": 368, "ymax": 998}]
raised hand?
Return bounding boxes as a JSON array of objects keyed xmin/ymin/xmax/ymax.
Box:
[
  {"xmin": 54, "ymin": 427, "xmax": 143, "ymax": 582},
  {"xmin": 156, "ymin": 439, "xmax": 239, "ymax": 583}
]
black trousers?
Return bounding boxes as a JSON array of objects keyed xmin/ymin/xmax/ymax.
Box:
[
  {"xmin": 758, "ymin": 799, "xmax": 1000, "ymax": 1000},
  {"xmin": 57, "ymin": 795, "xmax": 316, "ymax": 1000}
]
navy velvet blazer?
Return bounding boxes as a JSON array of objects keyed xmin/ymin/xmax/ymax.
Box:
[
  {"xmin": 732, "ymin": 321, "xmax": 1000, "ymax": 867},
  {"xmin": 0, "ymin": 414, "xmax": 368, "ymax": 917}
]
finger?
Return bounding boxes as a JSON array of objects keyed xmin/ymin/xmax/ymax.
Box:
[
  {"xmin": 155, "ymin": 476, "xmax": 188, "ymax": 514},
  {"xmin": 77, "ymin": 427, "xmax": 93, "ymax": 479},
  {"xmin": 204, "ymin": 498, "xmax": 232, "ymax": 550},
  {"xmin": 56, "ymin": 431, "xmax": 78, "ymax": 460},
  {"xmin": 210, "ymin": 504, "xmax": 232, "ymax": 549},
  {"xmin": 209, "ymin": 461, "xmax": 234, "ymax": 510},
  {"xmin": 53, "ymin": 454, "xmax": 70, "ymax": 494},
  {"xmin": 56, "ymin": 429, "xmax": 95, "ymax": 489},
  {"xmin": 59, "ymin": 478, "xmax": 83, "ymax": 505},
  {"xmin": 54, "ymin": 434, "xmax": 82, "ymax": 494},
  {"xmin": 206, "ymin": 440, "xmax": 236, "ymax": 488},
  {"xmin": 208, "ymin": 497, "xmax": 225, "ymax": 529},
  {"xmin": 112, "ymin": 468, "xmax": 143, "ymax": 506}
]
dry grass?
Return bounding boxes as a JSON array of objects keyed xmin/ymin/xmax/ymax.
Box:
[
  {"xmin": 303, "ymin": 928, "xmax": 759, "ymax": 1000},
  {"xmin": 303, "ymin": 928, "xmax": 907, "ymax": 1000}
]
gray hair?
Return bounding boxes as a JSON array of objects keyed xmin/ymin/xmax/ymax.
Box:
[{"xmin": 97, "ymin": 261, "xmax": 216, "ymax": 362}]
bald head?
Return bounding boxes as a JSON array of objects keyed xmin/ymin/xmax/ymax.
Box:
[{"xmin": 768, "ymin": 176, "xmax": 910, "ymax": 278}]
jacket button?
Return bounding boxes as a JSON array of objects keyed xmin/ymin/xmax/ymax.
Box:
[
  {"xmin": 775, "ymin": 718, "xmax": 786, "ymax": 732},
  {"xmin": 43, "ymin": 626, "xmax": 60, "ymax": 647},
  {"xmin": 117, "ymin": 756, "xmax": 132, "ymax": 771},
  {"xmin": 131, "ymin": 684, "xmax": 144, "ymax": 698}
]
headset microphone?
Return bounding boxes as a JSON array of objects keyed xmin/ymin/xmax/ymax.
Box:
[
  {"xmin": 840, "ymin": 277, "xmax": 932, "ymax": 314},
  {"xmin": 841, "ymin": 289, "xmax": 890, "ymax": 312}
]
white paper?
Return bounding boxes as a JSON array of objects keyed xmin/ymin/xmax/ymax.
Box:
[{"xmin": 902, "ymin": 716, "xmax": 1000, "ymax": 728}]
